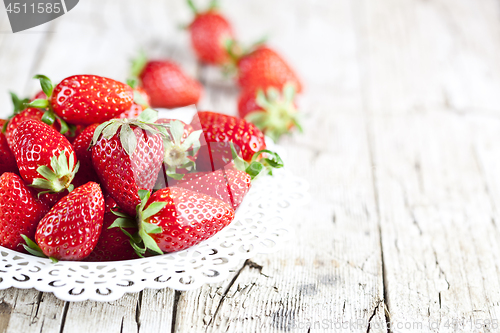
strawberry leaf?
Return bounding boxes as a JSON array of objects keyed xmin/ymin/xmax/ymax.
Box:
[
  {"xmin": 109, "ymin": 218, "xmax": 137, "ymax": 229},
  {"xmin": 21, "ymin": 235, "xmax": 46, "ymax": 258},
  {"xmin": 28, "ymin": 99, "xmax": 49, "ymax": 109},
  {"xmin": 137, "ymin": 108, "xmax": 158, "ymax": 124},
  {"xmin": 33, "ymin": 74, "xmax": 54, "ymax": 98},
  {"xmin": 111, "ymin": 209, "xmax": 131, "ymax": 218},
  {"xmin": 10, "ymin": 92, "xmax": 29, "ymax": 115},
  {"xmin": 139, "ymin": 229, "xmax": 163, "ymax": 255},
  {"xmin": 133, "ymin": 90, "xmax": 149, "ymax": 108},
  {"xmin": 169, "ymin": 120, "xmax": 185, "ymax": 145},
  {"xmin": 142, "ymin": 202, "xmax": 167, "ymax": 220},
  {"xmin": 141, "ymin": 221, "xmax": 162, "ymax": 234},
  {"xmin": 130, "ymin": 51, "xmax": 148, "ymax": 79},
  {"xmin": 120, "ymin": 124, "xmax": 137, "ymax": 156},
  {"xmin": 41, "ymin": 109, "xmax": 56, "ymax": 125},
  {"xmin": 91, "ymin": 120, "xmax": 114, "ymax": 145}
]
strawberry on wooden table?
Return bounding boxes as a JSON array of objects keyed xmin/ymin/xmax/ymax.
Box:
[
  {"xmin": 11, "ymin": 119, "xmax": 80, "ymax": 195},
  {"xmin": 130, "ymin": 54, "xmax": 203, "ymax": 109},
  {"xmin": 187, "ymin": 0, "xmax": 234, "ymax": 65},
  {"xmin": 25, "ymin": 182, "xmax": 105, "ymax": 261},
  {"xmin": 116, "ymin": 188, "xmax": 234, "ymax": 255},
  {"xmin": 0, "ymin": 120, "xmax": 18, "ymax": 175},
  {"xmin": 28, "ymin": 74, "xmax": 134, "ymax": 126},
  {"xmin": 236, "ymin": 46, "xmax": 302, "ymax": 93},
  {"xmin": 90, "ymin": 109, "xmax": 165, "ymax": 216},
  {"xmin": 238, "ymin": 83, "xmax": 302, "ymax": 142},
  {"xmin": 0, "ymin": 173, "xmax": 49, "ymax": 252}
]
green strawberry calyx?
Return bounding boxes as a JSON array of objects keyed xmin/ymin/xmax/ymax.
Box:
[
  {"xmin": 31, "ymin": 149, "xmax": 80, "ymax": 195},
  {"xmin": 26, "ymin": 74, "xmax": 76, "ymax": 136},
  {"xmin": 162, "ymin": 120, "xmax": 202, "ymax": 180},
  {"xmin": 187, "ymin": 0, "xmax": 219, "ymax": 16},
  {"xmin": 109, "ymin": 190, "xmax": 166, "ymax": 257},
  {"xmin": 245, "ymin": 83, "xmax": 302, "ymax": 143},
  {"xmin": 90, "ymin": 108, "xmax": 173, "ymax": 157},
  {"xmin": 229, "ymin": 143, "xmax": 284, "ymax": 179},
  {"xmin": 21, "ymin": 235, "xmax": 58, "ymax": 263}
]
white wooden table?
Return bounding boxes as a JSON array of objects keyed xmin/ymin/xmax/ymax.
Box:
[{"xmin": 2, "ymin": 0, "xmax": 500, "ymax": 331}]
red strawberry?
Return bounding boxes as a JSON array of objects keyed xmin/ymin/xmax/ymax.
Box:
[
  {"xmin": 187, "ymin": 0, "xmax": 234, "ymax": 65},
  {"xmin": 29, "ymin": 75, "xmax": 134, "ymax": 126},
  {"xmin": 238, "ymin": 84, "xmax": 301, "ymax": 142},
  {"xmin": 0, "ymin": 120, "xmax": 18, "ymax": 175},
  {"xmin": 131, "ymin": 56, "xmax": 203, "ymax": 109},
  {"xmin": 0, "ymin": 173, "xmax": 49, "ymax": 252},
  {"xmin": 4, "ymin": 108, "xmax": 56, "ymax": 147},
  {"xmin": 72, "ymin": 124, "xmax": 100, "ymax": 187},
  {"xmin": 90, "ymin": 109, "xmax": 165, "ymax": 216},
  {"xmin": 129, "ymin": 188, "xmax": 234, "ymax": 255},
  {"xmin": 11, "ymin": 120, "xmax": 80, "ymax": 195},
  {"xmin": 237, "ymin": 46, "xmax": 302, "ymax": 93},
  {"xmin": 192, "ymin": 111, "xmax": 266, "ymax": 169},
  {"xmin": 154, "ymin": 119, "xmax": 202, "ymax": 182},
  {"xmin": 85, "ymin": 196, "xmax": 138, "ymax": 262},
  {"xmin": 173, "ymin": 169, "xmax": 251, "ymax": 210},
  {"xmin": 34, "ymin": 182, "xmax": 105, "ymax": 261}
]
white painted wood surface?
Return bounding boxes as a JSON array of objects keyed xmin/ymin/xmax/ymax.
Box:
[{"xmin": 1, "ymin": 0, "xmax": 500, "ymax": 332}]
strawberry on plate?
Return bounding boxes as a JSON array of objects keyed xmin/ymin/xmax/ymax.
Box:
[
  {"xmin": 192, "ymin": 111, "xmax": 285, "ymax": 176},
  {"xmin": 11, "ymin": 119, "xmax": 80, "ymax": 195},
  {"xmin": 130, "ymin": 54, "xmax": 203, "ymax": 109},
  {"xmin": 187, "ymin": 0, "xmax": 234, "ymax": 65},
  {"xmin": 238, "ymin": 83, "xmax": 302, "ymax": 142},
  {"xmin": 0, "ymin": 120, "xmax": 18, "ymax": 175},
  {"xmin": 84, "ymin": 196, "xmax": 138, "ymax": 262},
  {"xmin": 72, "ymin": 123, "xmax": 100, "ymax": 187},
  {"xmin": 114, "ymin": 188, "xmax": 234, "ymax": 255},
  {"xmin": 237, "ymin": 46, "xmax": 302, "ymax": 93},
  {"xmin": 28, "ymin": 74, "xmax": 134, "ymax": 126},
  {"xmin": 26, "ymin": 182, "xmax": 105, "ymax": 261},
  {"xmin": 90, "ymin": 109, "xmax": 165, "ymax": 216},
  {"xmin": 0, "ymin": 173, "xmax": 49, "ymax": 252}
]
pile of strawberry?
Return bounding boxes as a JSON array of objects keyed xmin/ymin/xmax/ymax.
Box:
[{"xmin": 0, "ymin": 73, "xmax": 282, "ymax": 262}]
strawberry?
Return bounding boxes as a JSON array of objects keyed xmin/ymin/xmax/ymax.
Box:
[
  {"xmin": 120, "ymin": 188, "xmax": 234, "ymax": 255},
  {"xmin": 173, "ymin": 169, "xmax": 251, "ymax": 210},
  {"xmin": 31, "ymin": 182, "xmax": 105, "ymax": 261},
  {"xmin": 4, "ymin": 108, "xmax": 55, "ymax": 147},
  {"xmin": 130, "ymin": 55, "xmax": 203, "ymax": 109},
  {"xmin": 29, "ymin": 74, "xmax": 134, "ymax": 126},
  {"xmin": 72, "ymin": 123, "xmax": 100, "ymax": 187},
  {"xmin": 238, "ymin": 83, "xmax": 302, "ymax": 142},
  {"xmin": 192, "ymin": 111, "xmax": 267, "ymax": 172},
  {"xmin": 90, "ymin": 109, "xmax": 165, "ymax": 216},
  {"xmin": 0, "ymin": 173, "xmax": 49, "ymax": 252},
  {"xmin": 237, "ymin": 46, "xmax": 302, "ymax": 93},
  {"xmin": 187, "ymin": 0, "xmax": 234, "ymax": 65},
  {"xmin": 154, "ymin": 119, "xmax": 202, "ymax": 181},
  {"xmin": 85, "ymin": 196, "xmax": 138, "ymax": 262},
  {"xmin": 0, "ymin": 120, "xmax": 18, "ymax": 175},
  {"xmin": 11, "ymin": 120, "xmax": 80, "ymax": 195}
]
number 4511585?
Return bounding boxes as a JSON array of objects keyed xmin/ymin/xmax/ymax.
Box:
[{"xmin": 6, "ymin": 2, "xmax": 62, "ymax": 14}]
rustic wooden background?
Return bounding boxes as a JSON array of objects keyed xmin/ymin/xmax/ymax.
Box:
[{"xmin": 2, "ymin": 0, "xmax": 500, "ymax": 332}]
